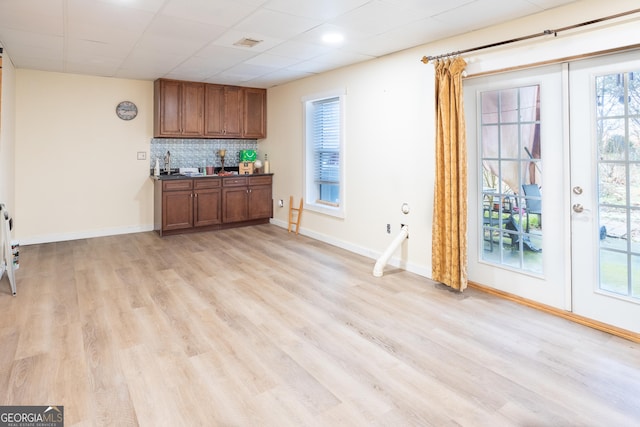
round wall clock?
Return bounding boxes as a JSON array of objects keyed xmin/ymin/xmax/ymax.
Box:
[{"xmin": 116, "ymin": 101, "xmax": 138, "ymax": 120}]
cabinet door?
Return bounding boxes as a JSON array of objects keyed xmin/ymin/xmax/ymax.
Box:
[
  {"xmin": 194, "ymin": 188, "xmax": 221, "ymax": 227},
  {"xmin": 163, "ymin": 190, "xmax": 193, "ymax": 231},
  {"xmin": 204, "ymin": 85, "xmax": 242, "ymax": 138},
  {"xmin": 156, "ymin": 80, "xmax": 182, "ymax": 136},
  {"xmin": 243, "ymin": 87, "xmax": 266, "ymax": 138},
  {"xmin": 223, "ymin": 86, "xmax": 243, "ymax": 137},
  {"xmin": 204, "ymin": 84, "xmax": 225, "ymax": 137},
  {"xmin": 181, "ymin": 82, "xmax": 204, "ymax": 137},
  {"xmin": 248, "ymin": 184, "xmax": 272, "ymax": 219},
  {"xmin": 222, "ymin": 187, "xmax": 248, "ymax": 223}
]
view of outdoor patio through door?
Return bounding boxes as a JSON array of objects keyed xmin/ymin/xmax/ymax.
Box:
[
  {"xmin": 480, "ymin": 85, "xmax": 543, "ymax": 274},
  {"xmin": 595, "ymin": 70, "xmax": 640, "ymax": 300}
]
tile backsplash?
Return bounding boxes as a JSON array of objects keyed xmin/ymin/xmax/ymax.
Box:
[{"xmin": 150, "ymin": 138, "xmax": 258, "ymax": 170}]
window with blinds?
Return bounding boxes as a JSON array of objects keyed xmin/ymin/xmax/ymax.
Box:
[{"xmin": 303, "ymin": 91, "xmax": 345, "ymax": 217}]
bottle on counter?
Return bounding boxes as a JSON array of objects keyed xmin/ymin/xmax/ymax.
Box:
[
  {"xmin": 154, "ymin": 159, "xmax": 160, "ymax": 176},
  {"xmin": 263, "ymin": 153, "xmax": 270, "ymax": 174}
]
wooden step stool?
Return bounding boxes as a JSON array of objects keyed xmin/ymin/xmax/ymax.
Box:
[{"xmin": 288, "ymin": 196, "xmax": 303, "ymax": 235}]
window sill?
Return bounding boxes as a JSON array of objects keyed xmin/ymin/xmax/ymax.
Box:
[{"xmin": 304, "ymin": 202, "xmax": 344, "ymax": 219}]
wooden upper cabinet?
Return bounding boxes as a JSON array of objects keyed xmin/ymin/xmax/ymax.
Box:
[
  {"xmin": 154, "ymin": 79, "xmax": 204, "ymax": 137},
  {"xmin": 155, "ymin": 79, "xmax": 266, "ymax": 139},
  {"xmin": 242, "ymin": 87, "xmax": 267, "ymax": 139},
  {"xmin": 181, "ymin": 82, "xmax": 205, "ymax": 136},
  {"xmin": 204, "ymin": 85, "xmax": 242, "ymax": 138},
  {"xmin": 155, "ymin": 79, "xmax": 181, "ymax": 136}
]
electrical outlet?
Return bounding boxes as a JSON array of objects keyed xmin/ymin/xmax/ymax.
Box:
[
  {"xmin": 137, "ymin": 151, "xmax": 147, "ymax": 160},
  {"xmin": 386, "ymin": 223, "xmax": 391, "ymax": 234},
  {"xmin": 278, "ymin": 199, "xmax": 284, "ymax": 207}
]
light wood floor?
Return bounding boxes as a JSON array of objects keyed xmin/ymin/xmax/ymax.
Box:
[{"xmin": 1, "ymin": 224, "xmax": 639, "ymax": 426}]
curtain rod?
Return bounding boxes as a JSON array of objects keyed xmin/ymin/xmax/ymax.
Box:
[{"xmin": 421, "ymin": 8, "xmax": 640, "ymax": 64}]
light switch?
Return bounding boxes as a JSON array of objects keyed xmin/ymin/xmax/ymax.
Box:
[{"xmin": 137, "ymin": 151, "xmax": 147, "ymax": 160}]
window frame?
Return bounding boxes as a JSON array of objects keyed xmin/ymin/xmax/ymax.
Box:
[{"xmin": 302, "ymin": 89, "xmax": 346, "ymax": 218}]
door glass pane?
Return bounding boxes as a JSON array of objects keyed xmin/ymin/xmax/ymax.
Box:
[
  {"xmin": 598, "ymin": 118, "xmax": 626, "ymax": 161},
  {"xmin": 479, "ymin": 85, "xmax": 543, "ymax": 272},
  {"xmin": 596, "ymin": 70, "xmax": 640, "ymax": 300},
  {"xmin": 599, "ymin": 250, "xmax": 628, "ymax": 295},
  {"xmin": 633, "ymin": 255, "xmax": 640, "ymax": 298},
  {"xmin": 599, "ymin": 163, "xmax": 626, "ymax": 205}
]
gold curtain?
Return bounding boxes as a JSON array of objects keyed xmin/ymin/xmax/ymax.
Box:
[{"xmin": 431, "ymin": 57, "xmax": 468, "ymax": 291}]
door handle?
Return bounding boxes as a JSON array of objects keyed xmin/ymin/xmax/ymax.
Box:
[
  {"xmin": 573, "ymin": 203, "xmax": 584, "ymax": 213},
  {"xmin": 573, "ymin": 186, "xmax": 583, "ymax": 195}
]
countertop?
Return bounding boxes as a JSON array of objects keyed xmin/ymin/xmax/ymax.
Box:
[{"xmin": 150, "ymin": 172, "xmax": 273, "ymax": 181}]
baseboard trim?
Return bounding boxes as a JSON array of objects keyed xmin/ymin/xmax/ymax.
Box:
[
  {"xmin": 19, "ymin": 224, "xmax": 155, "ymax": 245},
  {"xmin": 269, "ymin": 219, "xmax": 431, "ymax": 278},
  {"xmin": 468, "ymin": 281, "xmax": 640, "ymax": 344}
]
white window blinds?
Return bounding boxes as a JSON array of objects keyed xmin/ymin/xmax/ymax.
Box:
[{"xmin": 311, "ymin": 97, "xmax": 340, "ymax": 201}]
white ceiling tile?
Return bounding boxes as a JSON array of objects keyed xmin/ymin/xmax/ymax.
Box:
[
  {"xmin": 244, "ymin": 53, "xmax": 302, "ymax": 68},
  {"xmin": 378, "ymin": 0, "xmax": 476, "ymax": 17},
  {"xmin": 287, "ymin": 59, "xmax": 343, "ymax": 74},
  {"xmin": 196, "ymin": 45, "xmax": 259, "ymax": 69},
  {"xmin": 0, "ymin": 0, "xmax": 63, "ymax": 35},
  {"xmin": 114, "ymin": 67, "xmax": 166, "ymax": 80},
  {"xmin": 67, "ymin": 0, "xmax": 156, "ymax": 33},
  {"xmin": 0, "ymin": 0, "xmax": 582, "ymax": 86},
  {"xmin": 144, "ymin": 15, "xmax": 227, "ymax": 41},
  {"xmin": 244, "ymin": 69, "xmax": 315, "ymax": 88},
  {"xmin": 66, "ymin": 39, "xmax": 130, "ymax": 62},
  {"xmin": 264, "ymin": 0, "xmax": 370, "ymax": 21},
  {"xmin": 64, "ymin": 60, "xmax": 121, "ymax": 77},
  {"xmin": 167, "ymin": 56, "xmax": 226, "ymax": 79},
  {"xmin": 292, "ymin": 23, "xmax": 369, "ymax": 47},
  {"xmin": 160, "ymin": 0, "xmax": 255, "ymax": 26},
  {"xmin": 264, "ymin": 40, "xmax": 331, "ymax": 61},
  {"xmin": 8, "ymin": 55, "xmax": 64, "ymax": 72},
  {"xmin": 0, "ymin": 30, "xmax": 63, "ymax": 60},
  {"xmin": 308, "ymin": 50, "xmax": 375, "ymax": 68},
  {"xmin": 119, "ymin": 50, "xmax": 189, "ymax": 74},
  {"xmin": 330, "ymin": 0, "xmax": 424, "ymax": 36},
  {"xmin": 342, "ymin": 33, "xmax": 414, "ymax": 57},
  {"xmin": 526, "ymin": 0, "xmax": 577, "ymax": 8},
  {"xmin": 377, "ymin": 17, "xmax": 456, "ymax": 51},
  {"xmin": 99, "ymin": 0, "xmax": 168, "ymax": 14},
  {"xmin": 215, "ymin": 64, "xmax": 273, "ymax": 83},
  {"xmin": 234, "ymin": 9, "xmax": 321, "ymax": 39},
  {"xmin": 434, "ymin": 0, "xmax": 539, "ymax": 30}
]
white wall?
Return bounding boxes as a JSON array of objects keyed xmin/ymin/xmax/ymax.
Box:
[
  {"xmin": 0, "ymin": 54, "xmax": 16, "ymax": 215},
  {"xmin": 15, "ymin": 71, "xmax": 154, "ymax": 244},
  {"xmin": 8, "ymin": 0, "xmax": 639, "ymax": 269},
  {"xmin": 261, "ymin": 0, "xmax": 640, "ymax": 278},
  {"xmin": 263, "ymin": 52, "xmax": 434, "ymax": 276}
]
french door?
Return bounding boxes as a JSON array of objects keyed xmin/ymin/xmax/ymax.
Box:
[
  {"xmin": 569, "ymin": 51, "xmax": 640, "ymax": 333},
  {"xmin": 466, "ymin": 51, "xmax": 640, "ymax": 334},
  {"xmin": 465, "ymin": 64, "xmax": 570, "ymax": 309}
]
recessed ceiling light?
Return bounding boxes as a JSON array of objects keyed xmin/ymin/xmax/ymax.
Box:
[{"xmin": 322, "ymin": 33, "xmax": 344, "ymax": 44}]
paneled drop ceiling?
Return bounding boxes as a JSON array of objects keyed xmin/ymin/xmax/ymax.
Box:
[{"xmin": 0, "ymin": 0, "xmax": 578, "ymax": 88}]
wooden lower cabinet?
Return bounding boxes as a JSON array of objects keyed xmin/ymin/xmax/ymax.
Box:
[
  {"xmin": 154, "ymin": 175, "xmax": 271, "ymax": 236},
  {"xmin": 192, "ymin": 179, "xmax": 221, "ymax": 227},
  {"xmin": 222, "ymin": 175, "xmax": 273, "ymax": 223},
  {"xmin": 163, "ymin": 189, "xmax": 194, "ymax": 231}
]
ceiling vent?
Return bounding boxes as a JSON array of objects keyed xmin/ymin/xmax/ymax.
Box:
[{"xmin": 233, "ymin": 37, "xmax": 263, "ymax": 48}]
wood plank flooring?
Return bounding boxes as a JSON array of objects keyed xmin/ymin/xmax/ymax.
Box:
[{"xmin": 0, "ymin": 224, "xmax": 639, "ymax": 426}]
